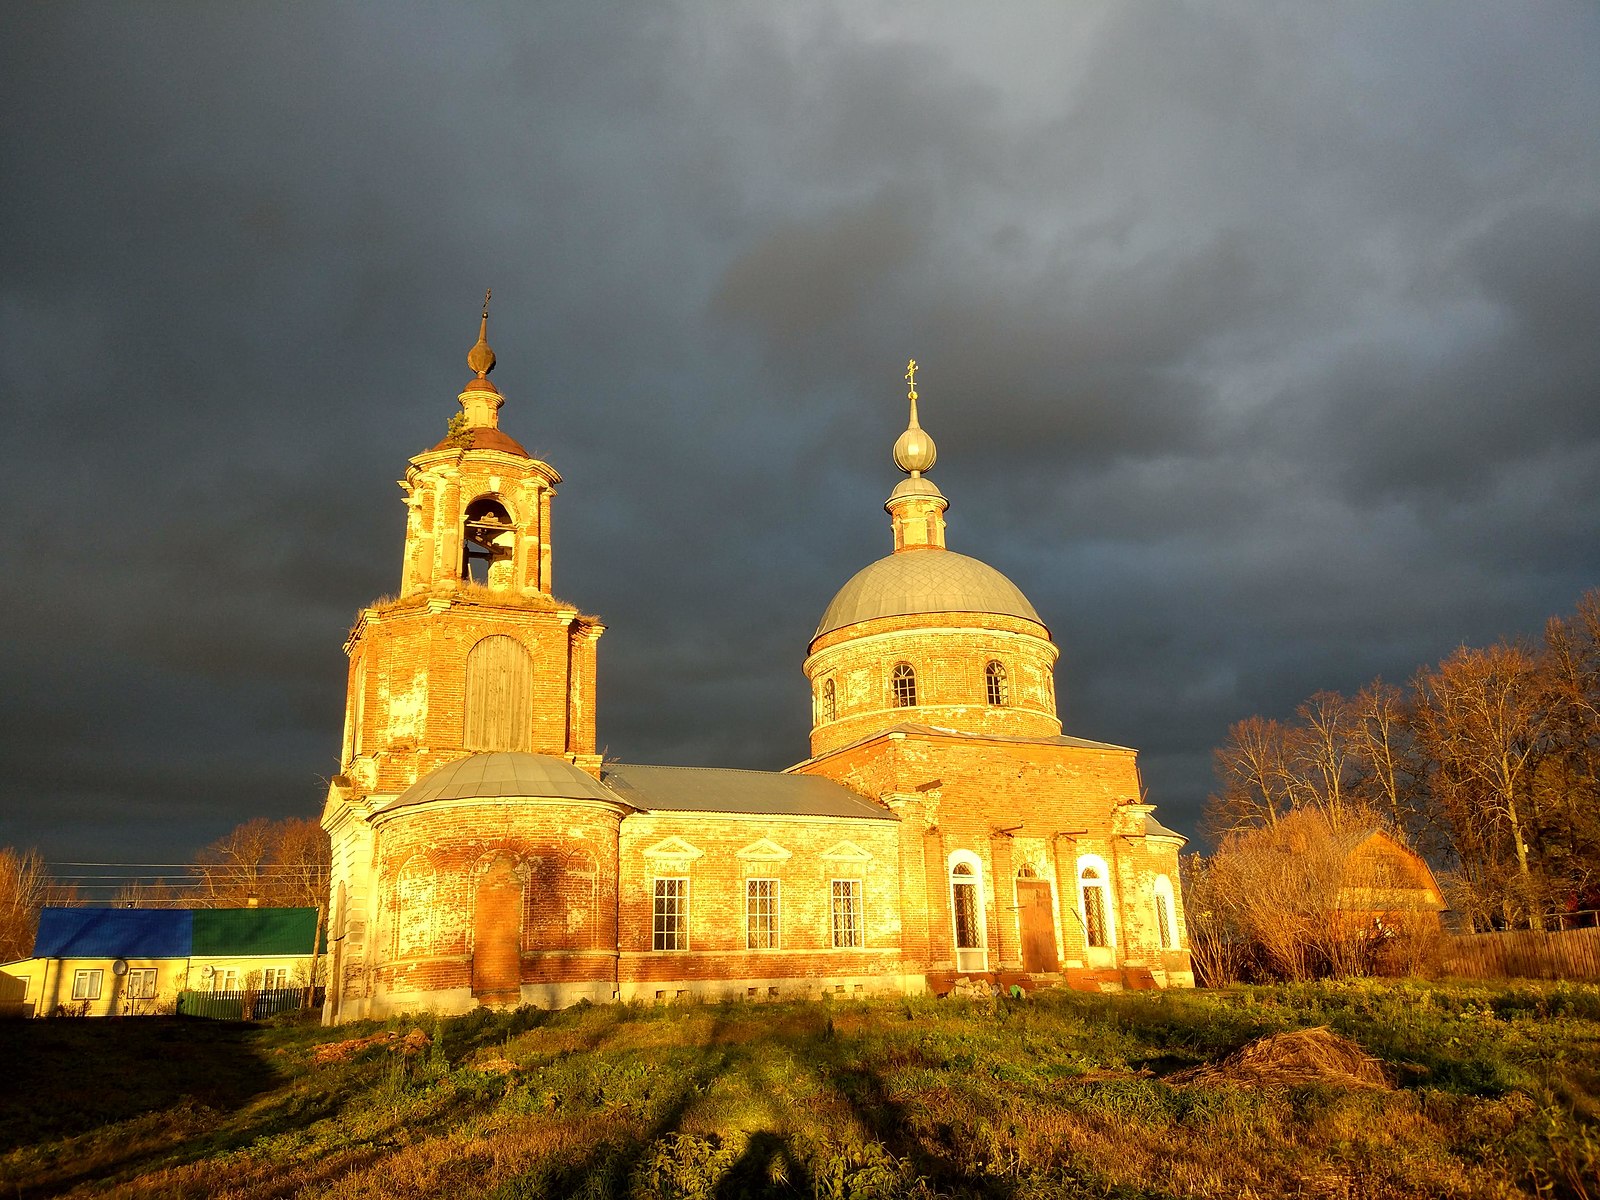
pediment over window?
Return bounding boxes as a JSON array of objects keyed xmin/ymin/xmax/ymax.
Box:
[
  {"xmin": 819, "ymin": 840, "xmax": 873, "ymax": 863},
  {"xmin": 642, "ymin": 836, "xmax": 703, "ymax": 862},
  {"xmin": 735, "ymin": 838, "xmax": 791, "ymax": 862}
]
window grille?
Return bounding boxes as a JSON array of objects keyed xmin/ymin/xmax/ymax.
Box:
[
  {"xmin": 822, "ymin": 678, "xmax": 837, "ymax": 723},
  {"xmin": 1081, "ymin": 868, "xmax": 1109, "ymax": 948},
  {"xmin": 747, "ymin": 879, "xmax": 779, "ymax": 949},
  {"xmin": 985, "ymin": 660, "xmax": 1008, "ymax": 706},
  {"xmin": 831, "ymin": 880, "xmax": 862, "ymax": 948},
  {"xmin": 653, "ymin": 878, "xmax": 688, "ymax": 950},
  {"xmin": 891, "ymin": 662, "xmax": 917, "ymax": 707},
  {"xmin": 952, "ymin": 867, "xmax": 982, "ymax": 950},
  {"xmin": 1156, "ymin": 894, "xmax": 1173, "ymax": 950}
]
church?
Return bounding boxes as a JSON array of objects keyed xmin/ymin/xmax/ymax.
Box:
[{"xmin": 320, "ymin": 303, "xmax": 1193, "ymax": 1023}]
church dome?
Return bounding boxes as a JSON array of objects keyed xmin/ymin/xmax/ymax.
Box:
[
  {"xmin": 814, "ymin": 550, "xmax": 1044, "ymax": 640},
  {"xmin": 379, "ymin": 751, "xmax": 622, "ymax": 815}
]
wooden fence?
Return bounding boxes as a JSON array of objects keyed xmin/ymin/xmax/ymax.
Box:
[{"xmin": 1439, "ymin": 927, "xmax": 1600, "ymax": 981}]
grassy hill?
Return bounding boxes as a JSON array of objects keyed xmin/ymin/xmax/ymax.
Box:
[{"xmin": 2, "ymin": 981, "xmax": 1596, "ymax": 1199}]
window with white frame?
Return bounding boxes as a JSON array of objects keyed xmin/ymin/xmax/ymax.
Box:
[
  {"xmin": 891, "ymin": 662, "xmax": 917, "ymax": 707},
  {"xmin": 212, "ymin": 969, "xmax": 239, "ymax": 993},
  {"xmin": 747, "ymin": 879, "xmax": 779, "ymax": 949},
  {"xmin": 262, "ymin": 967, "xmax": 291, "ymax": 990},
  {"xmin": 985, "ymin": 660, "xmax": 1008, "ymax": 706},
  {"xmin": 831, "ymin": 879, "xmax": 862, "ymax": 948},
  {"xmin": 653, "ymin": 878, "xmax": 688, "ymax": 950},
  {"xmin": 1154, "ymin": 875, "xmax": 1177, "ymax": 950},
  {"xmin": 1078, "ymin": 857, "xmax": 1114, "ymax": 949},
  {"xmin": 948, "ymin": 852, "xmax": 988, "ymax": 971},
  {"xmin": 71, "ymin": 969, "xmax": 103, "ymax": 1001},
  {"xmin": 126, "ymin": 968, "xmax": 158, "ymax": 999}
]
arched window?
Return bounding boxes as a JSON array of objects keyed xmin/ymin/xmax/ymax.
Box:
[
  {"xmin": 948, "ymin": 852, "xmax": 987, "ymax": 972},
  {"xmin": 1153, "ymin": 875, "xmax": 1177, "ymax": 951},
  {"xmin": 985, "ymin": 660, "xmax": 1008, "ymax": 706},
  {"xmin": 822, "ymin": 678, "xmax": 837, "ymax": 724},
  {"xmin": 891, "ymin": 662, "xmax": 917, "ymax": 707},
  {"xmin": 464, "ymin": 635, "xmax": 533, "ymax": 751},
  {"xmin": 1077, "ymin": 856, "xmax": 1115, "ymax": 949}
]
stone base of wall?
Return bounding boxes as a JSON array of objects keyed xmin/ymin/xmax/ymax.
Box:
[{"xmin": 616, "ymin": 971, "xmax": 926, "ymax": 1005}]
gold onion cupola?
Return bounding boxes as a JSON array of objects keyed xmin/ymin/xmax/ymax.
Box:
[
  {"xmin": 458, "ymin": 288, "xmax": 504, "ymax": 430},
  {"xmin": 886, "ymin": 359, "xmax": 949, "ymax": 553}
]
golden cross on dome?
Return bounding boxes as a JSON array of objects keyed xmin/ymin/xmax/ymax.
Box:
[
  {"xmin": 482, "ymin": 288, "xmax": 492, "ymax": 319},
  {"xmin": 905, "ymin": 358, "xmax": 918, "ymax": 400}
]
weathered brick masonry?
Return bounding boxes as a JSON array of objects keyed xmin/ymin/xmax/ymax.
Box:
[{"xmin": 320, "ymin": 326, "xmax": 1192, "ymax": 1024}]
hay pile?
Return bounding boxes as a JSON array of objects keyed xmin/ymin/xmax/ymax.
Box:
[{"xmin": 1169, "ymin": 1026, "xmax": 1391, "ymax": 1090}]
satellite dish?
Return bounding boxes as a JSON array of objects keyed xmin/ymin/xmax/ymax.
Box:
[{"xmin": 112, "ymin": 959, "xmax": 129, "ymax": 977}]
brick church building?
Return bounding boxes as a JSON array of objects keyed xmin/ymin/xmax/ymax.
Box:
[{"xmin": 320, "ymin": 305, "xmax": 1192, "ymax": 1023}]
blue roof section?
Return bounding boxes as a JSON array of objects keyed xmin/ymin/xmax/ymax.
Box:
[{"xmin": 34, "ymin": 908, "xmax": 193, "ymax": 958}]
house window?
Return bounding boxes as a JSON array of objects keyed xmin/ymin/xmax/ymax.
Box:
[
  {"xmin": 1078, "ymin": 860, "xmax": 1113, "ymax": 948},
  {"xmin": 1154, "ymin": 875, "xmax": 1177, "ymax": 951},
  {"xmin": 831, "ymin": 880, "xmax": 862, "ymax": 948},
  {"xmin": 126, "ymin": 968, "xmax": 158, "ymax": 999},
  {"xmin": 948, "ymin": 852, "xmax": 988, "ymax": 972},
  {"xmin": 822, "ymin": 678, "xmax": 837, "ymax": 724},
  {"xmin": 263, "ymin": 967, "xmax": 291, "ymax": 990},
  {"xmin": 213, "ymin": 969, "xmax": 239, "ymax": 993},
  {"xmin": 891, "ymin": 662, "xmax": 917, "ymax": 707},
  {"xmin": 71, "ymin": 969, "xmax": 103, "ymax": 1001},
  {"xmin": 747, "ymin": 879, "xmax": 779, "ymax": 949},
  {"xmin": 985, "ymin": 660, "xmax": 1008, "ymax": 706},
  {"xmin": 653, "ymin": 878, "xmax": 688, "ymax": 950}
]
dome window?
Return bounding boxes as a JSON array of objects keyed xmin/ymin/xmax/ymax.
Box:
[
  {"xmin": 891, "ymin": 662, "xmax": 918, "ymax": 708},
  {"xmin": 985, "ymin": 660, "xmax": 1008, "ymax": 706},
  {"xmin": 822, "ymin": 678, "xmax": 837, "ymax": 723}
]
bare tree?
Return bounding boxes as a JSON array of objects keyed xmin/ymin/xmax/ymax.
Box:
[
  {"xmin": 1411, "ymin": 643, "xmax": 1551, "ymax": 930},
  {"xmin": 1207, "ymin": 716, "xmax": 1294, "ymax": 835},
  {"xmin": 190, "ymin": 817, "xmax": 329, "ymax": 909},
  {"xmin": 0, "ymin": 848, "xmax": 54, "ymax": 962}
]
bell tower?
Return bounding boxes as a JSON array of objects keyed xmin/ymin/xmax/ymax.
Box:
[{"xmin": 331, "ymin": 295, "xmax": 606, "ymax": 805}]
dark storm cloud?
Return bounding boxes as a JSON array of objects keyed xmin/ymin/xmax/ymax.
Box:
[{"xmin": 2, "ymin": 3, "xmax": 1598, "ymax": 861}]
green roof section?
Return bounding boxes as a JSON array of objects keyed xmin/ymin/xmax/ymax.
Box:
[{"xmin": 191, "ymin": 907, "xmax": 325, "ymax": 956}]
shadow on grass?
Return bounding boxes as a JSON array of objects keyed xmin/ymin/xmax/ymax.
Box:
[{"xmin": 0, "ymin": 1017, "xmax": 281, "ymax": 1156}]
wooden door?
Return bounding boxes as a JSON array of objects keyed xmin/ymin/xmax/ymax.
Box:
[{"xmin": 1017, "ymin": 880, "xmax": 1059, "ymax": 974}]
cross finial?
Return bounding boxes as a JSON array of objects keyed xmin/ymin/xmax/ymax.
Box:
[
  {"xmin": 905, "ymin": 358, "xmax": 918, "ymax": 401},
  {"xmin": 481, "ymin": 288, "xmax": 492, "ymax": 320}
]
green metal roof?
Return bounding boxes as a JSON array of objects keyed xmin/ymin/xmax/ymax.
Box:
[{"xmin": 191, "ymin": 907, "xmax": 324, "ymax": 956}]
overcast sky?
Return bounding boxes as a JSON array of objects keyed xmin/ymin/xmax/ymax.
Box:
[{"xmin": 3, "ymin": 3, "xmax": 1598, "ymax": 874}]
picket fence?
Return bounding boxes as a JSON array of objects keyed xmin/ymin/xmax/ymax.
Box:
[
  {"xmin": 1439, "ymin": 927, "xmax": 1600, "ymax": 981},
  {"xmin": 177, "ymin": 987, "xmax": 324, "ymax": 1020}
]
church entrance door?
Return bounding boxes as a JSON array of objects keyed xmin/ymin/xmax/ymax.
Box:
[
  {"xmin": 472, "ymin": 855, "xmax": 522, "ymax": 1005},
  {"xmin": 1017, "ymin": 880, "xmax": 1059, "ymax": 974}
]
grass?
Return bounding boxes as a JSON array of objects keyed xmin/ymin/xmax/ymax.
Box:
[{"xmin": 1, "ymin": 980, "xmax": 1596, "ymax": 1199}]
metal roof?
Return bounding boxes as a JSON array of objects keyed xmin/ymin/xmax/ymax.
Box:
[
  {"xmin": 815, "ymin": 721, "xmax": 1136, "ymax": 756},
  {"xmin": 192, "ymin": 908, "xmax": 323, "ymax": 956},
  {"xmin": 1143, "ymin": 815, "xmax": 1187, "ymax": 842},
  {"xmin": 814, "ymin": 550, "xmax": 1044, "ymax": 639},
  {"xmin": 31, "ymin": 907, "xmax": 324, "ymax": 958},
  {"xmin": 380, "ymin": 751, "xmax": 625, "ymax": 814},
  {"xmin": 603, "ymin": 764, "xmax": 896, "ymax": 821},
  {"xmin": 34, "ymin": 908, "xmax": 192, "ymax": 959}
]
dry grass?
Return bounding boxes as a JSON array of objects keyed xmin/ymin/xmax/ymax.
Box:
[{"xmin": 1, "ymin": 981, "xmax": 1596, "ymax": 1199}]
